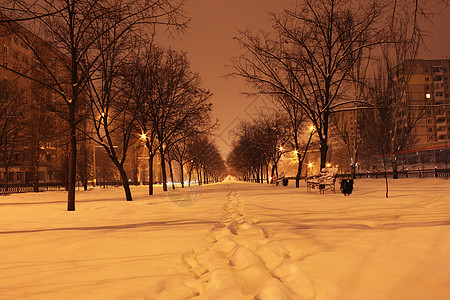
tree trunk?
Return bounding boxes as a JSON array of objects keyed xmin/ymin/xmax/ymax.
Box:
[
  {"xmin": 383, "ymin": 156, "xmax": 389, "ymax": 198},
  {"xmin": 392, "ymin": 155, "xmax": 398, "ymax": 179},
  {"xmin": 197, "ymin": 167, "xmax": 202, "ymax": 185},
  {"xmin": 168, "ymin": 159, "xmax": 175, "ymax": 189},
  {"xmin": 159, "ymin": 148, "xmax": 168, "ymax": 191},
  {"xmin": 148, "ymin": 153, "xmax": 154, "ymax": 195},
  {"xmin": 319, "ymin": 139, "xmax": 328, "ymax": 170},
  {"xmin": 67, "ymin": 107, "xmax": 77, "ymax": 211},
  {"xmin": 296, "ymin": 153, "xmax": 302, "ymax": 188},
  {"xmin": 117, "ymin": 163, "xmax": 133, "ymax": 201},
  {"xmin": 188, "ymin": 164, "xmax": 193, "ymax": 187},
  {"xmin": 180, "ymin": 162, "xmax": 184, "ymax": 188}
]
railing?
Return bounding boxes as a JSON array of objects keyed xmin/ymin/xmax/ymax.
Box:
[
  {"xmin": 0, "ymin": 182, "xmax": 68, "ymax": 195},
  {"xmin": 339, "ymin": 168, "xmax": 450, "ymax": 179},
  {"xmin": 243, "ymin": 168, "xmax": 450, "ymax": 183}
]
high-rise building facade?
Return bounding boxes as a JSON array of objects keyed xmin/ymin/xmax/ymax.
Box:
[{"xmin": 406, "ymin": 59, "xmax": 449, "ymax": 165}]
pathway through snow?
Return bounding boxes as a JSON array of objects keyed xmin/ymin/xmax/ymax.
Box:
[{"xmin": 174, "ymin": 184, "xmax": 315, "ymax": 299}]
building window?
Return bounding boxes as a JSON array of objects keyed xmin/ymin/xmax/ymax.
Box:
[
  {"xmin": 425, "ymin": 77, "xmax": 429, "ymax": 82},
  {"xmin": 433, "ymin": 66, "xmax": 442, "ymax": 73},
  {"xmin": 3, "ymin": 76, "xmax": 7, "ymax": 85},
  {"xmin": 436, "ymin": 92, "xmax": 443, "ymax": 97},
  {"xmin": 426, "ymin": 85, "xmax": 430, "ymax": 90},
  {"xmin": 428, "ymin": 136, "xmax": 434, "ymax": 141},
  {"xmin": 444, "ymin": 68, "xmax": 448, "ymax": 73},
  {"xmin": 434, "ymin": 75, "xmax": 442, "ymax": 81},
  {"xmin": 425, "ymin": 68, "xmax": 429, "ymax": 73},
  {"xmin": 2, "ymin": 45, "xmax": 8, "ymax": 54}
]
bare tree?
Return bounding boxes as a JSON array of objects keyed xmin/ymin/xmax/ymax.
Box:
[
  {"xmin": 0, "ymin": 0, "xmax": 187, "ymax": 209},
  {"xmin": 232, "ymin": 0, "xmax": 389, "ymax": 170},
  {"xmin": 129, "ymin": 47, "xmax": 213, "ymax": 194}
]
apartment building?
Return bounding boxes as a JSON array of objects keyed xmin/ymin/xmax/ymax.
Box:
[
  {"xmin": 0, "ymin": 16, "xmax": 68, "ymax": 184},
  {"xmin": 405, "ymin": 59, "xmax": 449, "ymax": 165}
]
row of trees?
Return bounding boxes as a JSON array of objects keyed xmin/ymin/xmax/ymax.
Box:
[
  {"xmin": 228, "ymin": 0, "xmax": 445, "ymax": 196},
  {"xmin": 0, "ymin": 0, "xmax": 225, "ymax": 209}
]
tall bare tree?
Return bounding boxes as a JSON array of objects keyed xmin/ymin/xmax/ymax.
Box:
[{"xmin": 232, "ymin": 0, "xmax": 387, "ymax": 170}]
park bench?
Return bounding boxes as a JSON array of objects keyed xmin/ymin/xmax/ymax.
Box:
[
  {"xmin": 305, "ymin": 167, "xmax": 338, "ymax": 194},
  {"xmin": 274, "ymin": 173, "xmax": 289, "ymax": 186}
]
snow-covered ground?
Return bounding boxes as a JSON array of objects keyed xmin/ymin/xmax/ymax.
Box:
[{"xmin": 1, "ymin": 178, "xmax": 449, "ymax": 299}]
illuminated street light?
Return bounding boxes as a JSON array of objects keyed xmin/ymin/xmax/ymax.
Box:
[
  {"xmin": 140, "ymin": 133, "xmax": 147, "ymax": 140},
  {"xmin": 326, "ymin": 163, "xmax": 331, "ymax": 168},
  {"xmin": 279, "ymin": 146, "xmax": 284, "ymax": 151},
  {"xmin": 306, "ymin": 162, "xmax": 313, "ymax": 178},
  {"xmin": 310, "ymin": 125, "xmax": 315, "ymax": 132},
  {"xmin": 293, "ymin": 150, "xmax": 298, "ymax": 155}
]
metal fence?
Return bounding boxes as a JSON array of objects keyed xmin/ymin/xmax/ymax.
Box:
[
  {"xmin": 339, "ymin": 168, "xmax": 450, "ymax": 179},
  {"xmin": 0, "ymin": 181, "xmax": 145, "ymax": 195},
  {"xmin": 0, "ymin": 182, "xmax": 68, "ymax": 195}
]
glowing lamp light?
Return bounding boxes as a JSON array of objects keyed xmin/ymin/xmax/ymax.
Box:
[
  {"xmin": 326, "ymin": 163, "xmax": 331, "ymax": 168},
  {"xmin": 293, "ymin": 150, "xmax": 298, "ymax": 155},
  {"xmin": 279, "ymin": 146, "xmax": 284, "ymax": 151},
  {"xmin": 308, "ymin": 163, "xmax": 313, "ymax": 168},
  {"xmin": 140, "ymin": 133, "xmax": 147, "ymax": 140},
  {"xmin": 310, "ymin": 125, "xmax": 315, "ymax": 131},
  {"xmin": 425, "ymin": 93, "xmax": 431, "ymax": 99}
]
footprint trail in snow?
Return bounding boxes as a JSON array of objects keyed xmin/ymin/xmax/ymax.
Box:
[{"xmin": 178, "ymin": 186, "xmax": 316, "ymax": 299}]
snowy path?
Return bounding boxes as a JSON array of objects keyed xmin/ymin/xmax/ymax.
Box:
[
  {"xmin": 175, "ymin": 185, "xmax": 315, "ymax": 299},
  {"xmin": 0, "ymin": 179, "xmax": 449, "ymax": 299}
]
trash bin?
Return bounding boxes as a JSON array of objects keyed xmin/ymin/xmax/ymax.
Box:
[
  {"xmin": 340, "ymin": 178, "xmax": 354, "ymax": 195},
  {"xmin": 282, "ymin": 178, "xmax": 289, "ymax": 186}
]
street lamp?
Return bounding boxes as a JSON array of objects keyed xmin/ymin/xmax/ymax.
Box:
[{"xmin": 307, "ymin": 162, "xmax": 313, "ymax": 178}]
